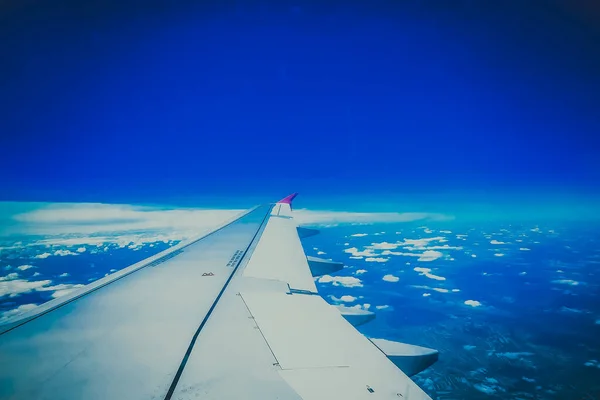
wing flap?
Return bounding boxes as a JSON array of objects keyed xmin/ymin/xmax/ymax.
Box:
[{"xmin": 241, "ymin": 291, "xmax": 432, "ymax": 399}]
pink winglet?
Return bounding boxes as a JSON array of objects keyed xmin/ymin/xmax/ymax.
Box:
[{"xmin": 277, "ymin": 192, "xmax": 298, "ymax": 205}]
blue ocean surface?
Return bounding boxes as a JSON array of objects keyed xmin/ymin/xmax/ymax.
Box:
[{"xmin": 1, "ymin": 217, "xmax": 599, "ymax": 399}]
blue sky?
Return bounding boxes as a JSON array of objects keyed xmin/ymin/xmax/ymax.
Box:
[{"xmin": 1, "ymin": 1, "xmax": 599, "ymax": 210}]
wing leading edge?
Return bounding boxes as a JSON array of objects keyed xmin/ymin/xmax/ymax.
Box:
[{"xmin": 0, "ymin": 194, "xmax": 437, "ymax": 400}]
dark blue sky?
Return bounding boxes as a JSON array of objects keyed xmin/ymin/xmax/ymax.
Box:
[{"xmin": 1, "ymin": 0, "xmax": 599, "ymax": 207}]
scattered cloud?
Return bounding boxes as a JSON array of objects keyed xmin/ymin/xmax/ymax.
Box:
[
  {"xmin": 414, "ymin": 267, "xmax": 446, "ymax": 281},
  {"xmin": 375, "ymin": 305, "xmax": 391, "ymax": 310},
  {"xmin": 464, "ymin": 300, "xmax": 482, "ymax": 307},
  {"xmin": 490, "ymin": 240, "xmax": 506, "ymax": 245},
  {"xmin": 494, "ymin": 351, "xmax": 534, "ymax": 360},
  {"xmin": 552, "ymin": 279, "xmax": 581, "ymax": 286},
  {"xmin": 471, "ymin": 254, "xmax": 477, "ymax": 258},
  {"xmin": 330, "ymin": 295, "xmax": 357, "ymax": 303},
  {"xmin": 34, "ymin": 252, "xmax": 51, "ymax": 259},
  {"xmin": 317, "ymin": 275, "xmax": 363, "ymax": 288},
  {"xmin": 463, "ymin": 345, "xmax": 476, "ymax": 351},
  {"xmin": 584, "ymin": 360, "xmax": 600, "ymax": 368},
  {"xmin": 522, "ymin": 377, "xmax": 536, "ymax": 383},
  {"xmin": 0, "ymin": 303, "xmax": 38, "ymax": 322},
  {"xmin": 519, "ymin": 272, "xmax": 527, "ymax": 276},
  {"xmin": 417, "ymin": 250, "xmax": 444, "ymax": 262},
  {"xmin": 76, "ymin": 247, "xmax": 86, "ymax": 253},
  {"xmin": 423, "ymin": 293, "xmax": 431, "ymax": 297},
  {"xmin": 53, "ymin": 249, "xmax": 79, "ymax": 257},
  {"xmin": 368, "ymin": 242, "xmax": 400, "ymax": 250},
  {"xmin": 5, "ymin": 203, "xmax": 242, "ymax": 240},
  {"xmin": 382, "ymin": 274, "xmax": 399, "ymax": 282},
  {"xmin": 294, "ymin": 210, "xmax": 452, "ymax": 226},
  {"xmin": 317, "ymin": 251, "xmax": 326, "ymax": 255},
  {"xmin": 494, "ymin": 253, "xmax": 504, "ymax": 257},
  {"xmin": 432, "ymin": 287, "xmax": 449, "ymax": 293},
  {"xmin": 343, "ymin": 247, "xmax": 376, "ymax": 257},
  {"xmin": 58, "ymin": 272, "xmax": 70, "ymax": 277},
  {"xmin": 16, "ymin": 265, "xmax": 35, "ymax": 271},
  {"xmin": 365, "ymin": 257, "xmax": 389, "ymax": 263},
  {"xmin": 354, "ymin": 269, "xmax": 367, "ymax": 275}
]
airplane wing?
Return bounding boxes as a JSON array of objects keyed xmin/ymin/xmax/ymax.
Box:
[{"xmin": 0, "ymin": 194, "xmax": 437, "ymax": 400}]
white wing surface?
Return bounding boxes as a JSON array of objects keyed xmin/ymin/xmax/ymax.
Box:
[{"xmin": 0, "ymin": 195, "xmax": 435, "ymax": 400}]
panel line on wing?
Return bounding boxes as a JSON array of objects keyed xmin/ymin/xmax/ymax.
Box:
[
  {"xmin": 163, "ymin": 205, "xmax": 273, "ymax": 400},
  {"xmin": 238, "ymin": 292, "xmax": 282, "ymax": 368}
]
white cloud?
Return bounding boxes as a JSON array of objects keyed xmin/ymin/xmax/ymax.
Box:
[
  {"xmin": 16, "ymin": 265, "xmax": 35, "ymax": 271},
  {"xmin": 375, "ymin": 305, "xmax": 390, "ymax": 310},
  {"xmin": 471, "ymin": 254, "xmax": 477, "ymax": 258},
  {"xmin": 343, "ymin": 242, "xmax": 350, "ymax": 246},
  {"xmin": 350, "ymin": 233, "xmax": 368, "ymax": 237},
  {"xmin": 368, "ymin": 241, "xmax": 400, "ymax": 250},
  {"xmin": 1, "ymin": 272, "xmax": 19, "ymax": 281},
  {"xmin": 494, "ymin": 253, "xmax": 505, "ymax": 257},
  {"xmin": 35, "ymin": 252, "xmax": 51, "ymax": 259},
  {"xmin": 490, "ymin": 240, "xmax": 506, "ymax": 245},
  {"xmin": 0, "ymin": 278, "xmax": 52, "ymax": 297},
  {"xmin": 552, "ymin": 279, "xmax": 581, "ymax": 286},
  {"xmin": 440, "ymin": 230, "xmax": 452, "ymax": 234},
  {"xmin": 519, "ymin": 272, "xmax": 527, "ymax": 276},
  {"xmin": 463, "ymin": 345, "xmax": 476, "ymax": 351},
  {"xmin": 6, "ymin": 203, "xmax": 242, "ymax": 239},
  {"xmin": 420, "ymin": 245, "xmax": 463, "ymax": 250},
  {"xmin": 382, "ymin": 274, "xmax": 399, "ymax": 282},
  {"xmin": 452, "ymin": 289, "xmax": 460, "ymax": 292},
  {"xmin": 432, "ymin": 288, "xmax": 449, "ymax": 293},
  {"xmin": 354, "ymin": 269, "xmax": 367, "ymax": 275},
  {"xmin": 317, "ymin": 275, "xmax": 363, "ymax": 288},
  {"xmin": 293, "ymin": 210, "xmax": 452, "ymax": 226},
  {"xmin": 58, "ymin": 273, "xmax": 69, "ymax": 277},
  {"xmin": 0, "ymin": 272, "xmax": 84, "ymax": 298},
  {"xmin": 365, "ymin": 257, "xmax": 389, "ymax": 263},
  {"xmin": 330, "ymin": 295, "xmax": 357, "ymax": 303},
  {"xmin": 317, "ymin": 251, "xmax": 326, "ymax": 255},
  {"xmin": 418, "ymin": 250, "xmax": 443, "ymax": 262},
  {"xmin": 494, "ymin": 352, "xmax": 534, "ymax": 360},
  {"xmin": 343, "ymin": 247, "xmax": 376, "ymax": 257},
  {"xmin": 422, "ymin": 293, "xmax": 431, "ymax": 297},
  {"xmin": 464, "ymin": 300, "xmax": 482, "ymax": 307},
  {"xmin": 399, "ymin": 237, "xmax": 446, "ymax": 248},
  {"xmin": 413, "ymin": 267, "xmax": 446, "ymax": 281},
  {"xmin": 349, "ymin": 256, "xmax": 363, "ymax": 259},
  {"xmin": 519, "ymin": 248, "xmax": 531, "ymax": 251},
  {"xmin": 76, "ymin": 247, "xmax": 86, "ymax": 253},
  {"xmin": 0, "ymin": 303, "xmax": 38, "ymax": 322},
  {"xmin": 53, "ymin": 249, "xmax": 78, "ymax": 257}
]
